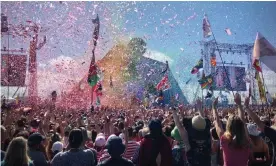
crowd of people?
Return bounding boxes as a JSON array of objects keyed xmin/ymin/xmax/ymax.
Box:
[{"xmin": 1, "ymin": 93, "xmax": 276, "ymax": 166}]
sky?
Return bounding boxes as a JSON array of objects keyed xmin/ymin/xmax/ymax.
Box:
[{"xmin": 1, "ymin": 1, "xmax": 276, "ymax": 102}]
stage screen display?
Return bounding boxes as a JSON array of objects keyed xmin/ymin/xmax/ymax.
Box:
[
  {"xmin": 1, "ymin": 54, "xmax": 27, "ymax": 86},
  {"xmin": 214, "ymin": 66, "xmax": 246, "ymax": 91}
]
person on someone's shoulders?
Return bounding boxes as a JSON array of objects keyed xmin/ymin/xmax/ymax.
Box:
[
  {"xmin": 1, "ymin": 137, "xmax": 34, "ymax": 166},
  {"xmin": 51, "ymin": 129, "xmax": 96, "ymax": 166},
  {"xmin": 98, "ymin": 136, "xmax": 133, "ymax": 166}
]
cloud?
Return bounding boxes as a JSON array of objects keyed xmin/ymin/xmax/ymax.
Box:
[
  {"xmin": 143, "ymin": 50, "xmax": 174, "ymax": 64},
  {"xmin": 36, "ymin": 55, "xmax": 90, "ymax": 97}
]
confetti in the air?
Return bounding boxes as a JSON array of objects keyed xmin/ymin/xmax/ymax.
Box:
[{"xmin": 225, "ymin": 28, "xmax": 232, "ymax": 35}]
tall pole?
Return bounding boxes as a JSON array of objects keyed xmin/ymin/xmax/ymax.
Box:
[
  {"xmin": 7, "ymin": 32, "xmax": 10, "ymax": 99},
  {"xmin": 206, "ymin": 15, "xmax": 235, "ymax": 99},
  {"xmin": 28, "ymin": 34, "xmax": 38, "ymax": 106},
  {"xmin": 201, "ymin": 88, "xmax": 204, "ymax": 111},
  {"xmin": 27, "ymin": 23, "xmax": 46, "ymax": 106},
  {"xmin": 91, "ymin": 47, "xmax": 95, "ymax": 106},
  {"xmin": 260, "ymin": 62, "xmax": 268, "ymax": 106}
]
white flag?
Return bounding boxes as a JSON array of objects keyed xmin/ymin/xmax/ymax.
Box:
[{"xmin": 253, "ymin": 32, "xmax": 276, "ymax": 73}]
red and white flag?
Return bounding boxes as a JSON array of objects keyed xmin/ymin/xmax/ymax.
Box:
[
  {"xmin": 253, "ymin": 32, "xmax": 276, "ymax": 73},
  {"xmin": 225, "ymin": 28, "xmax": 232, "ymax": 35},
  {"xmin": 156, "ymin": 75, "xmax": 170, "ymax": 91}
]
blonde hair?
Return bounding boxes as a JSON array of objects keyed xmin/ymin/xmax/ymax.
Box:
[
  {"xmin": 224, "ymin": 115, "xmax": 249, "ymax": 149},
  {"xmin": 4, "ymin": 137, "xmax": 31, "ymax": 166}
]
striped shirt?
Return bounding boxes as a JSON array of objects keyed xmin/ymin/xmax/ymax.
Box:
[
  {"xmin": 123, "ymin": 141, "xmax": 140, "ymax": 160},
  {"xmin": 98, "ymin": 150, "xmax": 110, "ymax": 162}
]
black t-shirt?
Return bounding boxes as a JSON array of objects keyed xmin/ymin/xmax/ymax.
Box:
[
  {"xmin": 184, "ymin": 117, "xmax": 212, "ymax": 166},
  {"xmin": 264, "ymin": 126, "xmax": 276, "ymax": 166},
  {"xmin": 98, "ymin": 157, "xmax": 134, "ymax": 166}
]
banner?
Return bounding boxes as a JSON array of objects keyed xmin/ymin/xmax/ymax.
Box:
[
  {"xmin": 1, "ymin": 54, "xmax": 27, "ymax": 86},
  {"xmin": 253, "ymin": 32, "xmax": 276, "ymax": 73},
  {"xmin": 255, "ymin": 71, "xmax": 267, "ymax": 103},
  {"xmin": 214, "ymin": 66, "xmax": 246, "ymax": 91}
]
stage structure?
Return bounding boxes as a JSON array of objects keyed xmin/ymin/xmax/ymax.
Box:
[
  {"xmin": 199, "ymin": 40, "xmax": 257, "ymax": 103},
  {"xmin": 1, "ymin": 14, "xmax": 46, "ymax": 104}
]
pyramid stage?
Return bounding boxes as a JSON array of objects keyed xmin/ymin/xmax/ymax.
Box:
[{"xmin": 60, "ymin": 38, "xmax": 188, "ymax": 109}]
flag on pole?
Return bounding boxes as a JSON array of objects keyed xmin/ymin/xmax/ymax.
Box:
[
  {"xmin": 191, "ymin": 58, "xmax": 203, "ymax": 74},
  {"xmin": 96, "ymin": 96, "xmax": 101, "ymax": 106},
  {"xmin": 225, "ymin": 28, "xmax": 232, "ymax": 35},
  {"xmin": 253, "ymin": 32, "xmax": 276, "ymax": 73},
  {"xmin": 156, "ymin": 75, "xmax": 170, "ymax": 91},
  {"xmin": 87, "ymin": 15, "xmax": 100, "ymax": 87},
  {"xmin": 255, "ymin": 71, "xmax": 267, "ymax": 103},
  {"xmin": 253, "ymin": 59, "xmax": 262, "ymax": 72},
  {"xmin": 202, "ymin": 15, "xmax": 212, "ymax": 38},
  {"xmin": 161, "ymin": 61, "xmax": 169, "ymax": 74},
  {"xmin": 94, "ymin": 82, "xmax": 103, "ymax": 96},
  {"xmin": 205, "ymin": 87, "xmax": 213, "ymax": 98},
  {"xmin": 92, "ymin": 14, "xmax": 100, "ymax": 47},
  {"xmin": 198, "ymin": 74, "xmax": 213, "ymax": 89},
  {"xmin": 87, "ymin": 52, "xmax": 100, "ymax": 87},
  {"xmin": 249, "ymin": 83, "xmax": 252, "ymax": 97},
  {"xmin": 211, "ymin": 57, "xmax": 216, "ymax": 66},
  {"xmin": 110, "ymin": 75, "xmax": 113, "ymax": 88}
]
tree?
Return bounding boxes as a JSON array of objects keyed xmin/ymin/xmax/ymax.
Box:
[{"xmin": 127, "ymin": 37, "xmax": 147, "ymax": 57}]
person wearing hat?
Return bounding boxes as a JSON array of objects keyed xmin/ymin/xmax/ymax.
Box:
[
  {"xmin": 28, "ymin": 132, "xmax": 48, "ymax": 166},
  {"xmin": 139, "ymin": 119, "xmax": 172, "ymax": 166},
  {"xmin": 51, "ymin": 141, "xmax": 63, "ymax": 158},
  {"xmin": 98, "ymin": 136, "xmax": 133, "ymax": 166},
  {"xmin": 51, "ymin": 129, "xmax": 96, "ymax": 166},
  {"xmin": 183, "ymin": 99, "xmax": 212, "ymax": 166},
  {"xmin": 94, "ymin": 133, "xmax": 107, "ymax": 162},
  {"xmin": 245, "ymin": 95, "xmax": 276, "ymax": 166},
  {"xmin": 247, "ymin": 123, "xmax": 270, "ymax": 166}
]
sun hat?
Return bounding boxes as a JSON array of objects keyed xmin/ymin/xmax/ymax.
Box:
[{"xmin": 192, "ymin": 115, "xmax": 206, "ymax": 130}]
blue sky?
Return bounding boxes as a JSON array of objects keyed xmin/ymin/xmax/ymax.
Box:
[{"xmin": 1, "ymin": 1, "xmax": 276, "ymax": 101}]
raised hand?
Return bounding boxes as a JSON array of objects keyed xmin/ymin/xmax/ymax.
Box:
[
  {"xmin": 195, "ymin": 99, "xmax": 202, "ymax": 110},
  {"xmin": 234, "ymin": 93, "xmax": 242, "ymax": 106},
  {"xmin": 244, "ymin": 96, "xmax": 250, "ymax": 108},
  {"xmin": 212, "ymin": 97, "xmax": 219, "ymax": 108}
]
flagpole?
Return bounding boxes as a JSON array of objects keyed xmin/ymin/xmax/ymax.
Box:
[
  {"xmin": 260, "ymin": 62, "xmax": 268, "ymax": 105},
  {"xmin": 91, "ymin": 47, "xmax": 95, "ymax": 107},
  {"xmin": 206, "ymin": 15, "xmax": 235, "ymax": 99},
  {"xmin": 201, "ymin": 88, "xmax": 204, "ymax": 112}
]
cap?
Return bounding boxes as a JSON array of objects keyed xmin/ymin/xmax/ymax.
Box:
[
  {"xmin": 28, "ymin": 133, "xmax": 45, "ymax": 146},
  {"xmin": 51, "ymin": 141, "xmax": 63, "ymax": 153},
  {"xmin": 106, "ymin": 136, "xmax": 125, "ymax": 157},
  {"xmin": 106, "ymin": 134, "xmax": 116, "ymax": 143},
  {"xmin": 171, "ymin": 126, "xmax": 182, "ymax": 142}
]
